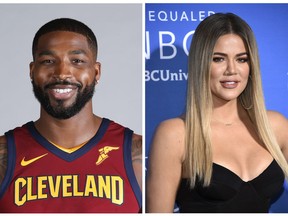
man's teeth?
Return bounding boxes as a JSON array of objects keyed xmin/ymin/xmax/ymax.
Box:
[{"xmin": 54, "ymin": 89, "xmax": 72, "ymax": 93}]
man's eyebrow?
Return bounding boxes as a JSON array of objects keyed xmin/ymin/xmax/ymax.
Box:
[
  {"xmin": 37, "ymin": 50, "xmax": 55, "ymax": 57},
  {"xmin": 36, "ymin": 49, "xmax": 89, "ymax": 59},
  {"xmin": 69, "ymin": 49, "xmax": 88, "ymax": 55},
  {"xmin": 213, "ymin": 52, "xmax": 248, "ymax": 57}
]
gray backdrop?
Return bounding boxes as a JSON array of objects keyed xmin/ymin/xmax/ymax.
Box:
[{"xmin": 0, "ymin": 4, "xmax": 142, "ymax": 135}]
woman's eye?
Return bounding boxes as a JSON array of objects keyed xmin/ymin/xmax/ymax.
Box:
[
  {"xmin": 213, "ymin": 57, "xmax": 224, "ymax": 62},
  {"xmin": 237, "ymin": 58, "xmax": 248, "ymax": 63}
]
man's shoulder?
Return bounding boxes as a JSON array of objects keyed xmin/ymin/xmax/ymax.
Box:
[
  {"xmin": 103, "ymin": 117, "xmax": 142, "ymax": 147},
  {"xmin": 131, "ymin": 133, "xmax": 142, "ymax": 157},
  {"xmin": 132, "ymin": 133, "xmax": 142, "ymax": 150},
  {"xmin": 132, "ymin": 133, "xmax": 142, "ymax": 141},
  {"xmin": 0, "ymin": 135, "xmax": 6, "ymax": 144}
]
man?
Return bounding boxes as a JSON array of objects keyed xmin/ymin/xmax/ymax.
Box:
[{"xmin": 0, "ymin": 18, "xmax": 142, "ymax": 213}]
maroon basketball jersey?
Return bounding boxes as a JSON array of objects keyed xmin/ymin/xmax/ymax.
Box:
[{"xmin": 0, "ymin": 118, "xmax": 141, "ymax": 213}]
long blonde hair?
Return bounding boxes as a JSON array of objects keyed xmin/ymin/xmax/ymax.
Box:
[{"xmin": 184, "ymin": 12, "xmax": 288, "ymax": 188}]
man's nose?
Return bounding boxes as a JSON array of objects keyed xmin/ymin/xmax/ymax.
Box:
[{"xmin": 53, "ymin": 61, "xmax": 72, "ymax": 80}]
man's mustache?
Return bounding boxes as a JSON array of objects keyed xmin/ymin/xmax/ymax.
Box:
[{"xmin": 44, "ymin": 80, "xmax": 82, "ymax": 89}]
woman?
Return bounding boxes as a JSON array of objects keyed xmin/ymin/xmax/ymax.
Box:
[{"xmin": 146, "ymin": 13, "xmax": 288, "ymax": 213}]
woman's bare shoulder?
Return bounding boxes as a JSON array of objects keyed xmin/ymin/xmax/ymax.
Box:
[
  {"xmin": 152, "ymin": 117, "xmax": 186, "ymax": 159},
  {"xmin": 156, "ymin": 117, "xmax": 185, "ymax": 137},
  {"xmin": 267, "ymin": 110, "xmax": 288, "ymax": 128},
  {"xmin": 267, "ymin": 110, "xmax": 288, "ymax": 150}
]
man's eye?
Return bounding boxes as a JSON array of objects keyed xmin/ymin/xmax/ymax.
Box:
[
  {"xmin": 72, "ymin": 59, "xmax": 84, "ymax": 64},
  {"xmin": 41, "ymin": 59, "xmax": 54, "ymax": 64}
]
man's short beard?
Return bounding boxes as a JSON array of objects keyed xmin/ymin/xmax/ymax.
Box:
[{"xmin": 32, "ymin": 80, "xmax": 96, "ymax": 119}]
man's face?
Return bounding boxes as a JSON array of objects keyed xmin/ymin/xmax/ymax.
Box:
[{"xmin": 30, "ymin": 31, "xmax": 101, "ymax": 119}]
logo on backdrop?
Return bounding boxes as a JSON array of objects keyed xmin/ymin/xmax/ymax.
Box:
[{"xmin": 145, "ymin": 9, "xmax": 215, "ymax": 82}]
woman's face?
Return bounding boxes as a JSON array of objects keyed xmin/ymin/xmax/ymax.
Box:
[{"xmin": 210, "ymin": 34, "xmax": 250, "ymax": 105}]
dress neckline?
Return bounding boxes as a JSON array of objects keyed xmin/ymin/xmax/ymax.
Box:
[{"xmin": 213, "ymin": 159, "xmax": 275, "ymax": 183}]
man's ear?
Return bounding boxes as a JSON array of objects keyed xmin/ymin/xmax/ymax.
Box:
[
  {"xmin": 29, "ymin": 62, "xmax": 35, "ymax": 81},
  {"xmin": 94, "ymin": 62, "xmax": 101, "ymax": 83}
]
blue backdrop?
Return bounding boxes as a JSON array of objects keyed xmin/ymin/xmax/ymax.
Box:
[{"xmin": 145, "ymin": 3, "xmax": 288, "ymax": 213}]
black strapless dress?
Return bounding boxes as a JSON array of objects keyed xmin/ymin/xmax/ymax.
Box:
[{"xmin": 176, "ymin": 160, "xmax": 284, "ymax": 213}]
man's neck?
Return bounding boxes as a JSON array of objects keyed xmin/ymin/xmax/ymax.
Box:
[{"xmin": 34, "ymin": 104, "xmax": 102, "ymax": 149}]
